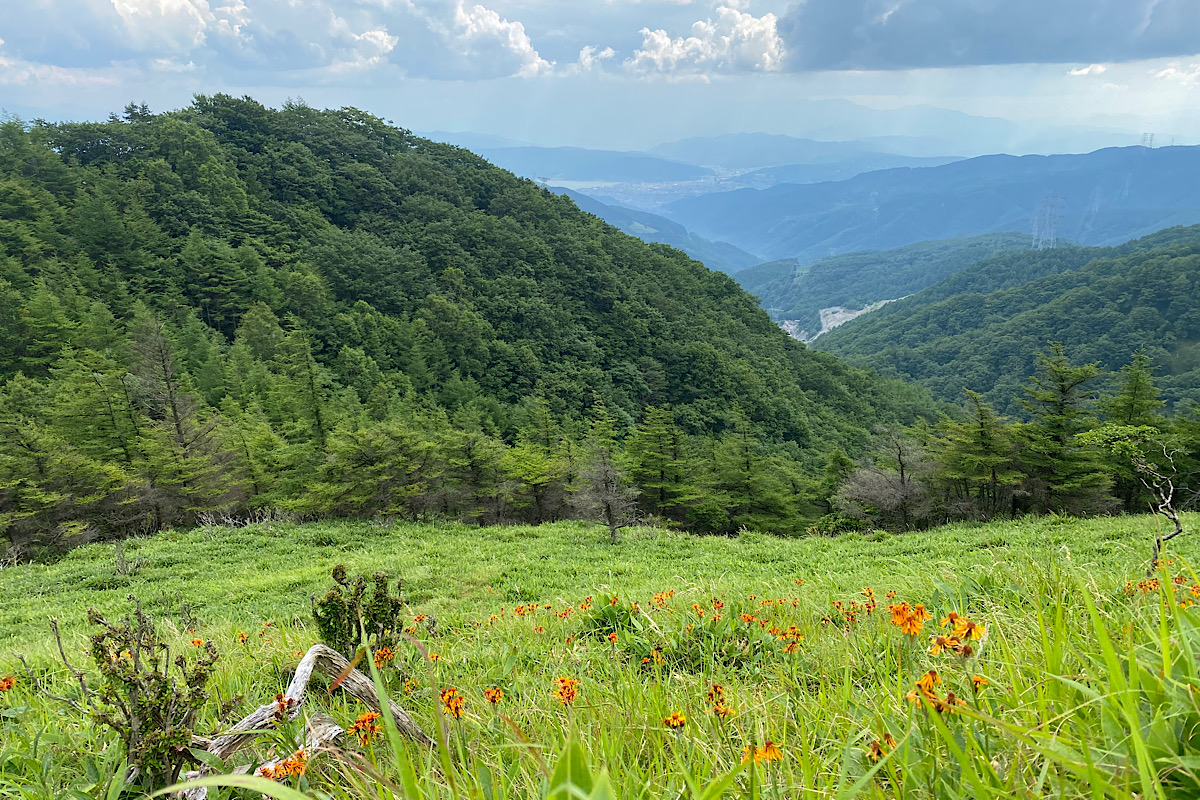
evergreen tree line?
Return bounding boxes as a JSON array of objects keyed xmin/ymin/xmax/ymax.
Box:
[
  {"xmin": 0, "ymin": 299, "xmax": 831, "ymax": 556},
  {"xmin": 825, "ymin": 346, "xmax": 1200, "ymax": 533}
]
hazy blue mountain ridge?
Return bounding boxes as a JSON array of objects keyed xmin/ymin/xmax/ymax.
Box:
[{"xmin": 664, "ymin": 145, "xmax": 1200, "ymax": 262}]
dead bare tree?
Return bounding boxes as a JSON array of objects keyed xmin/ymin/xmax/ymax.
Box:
[{"xmin": 1079, "ymin": 425, "xmax": 1187, "ymax": 573}]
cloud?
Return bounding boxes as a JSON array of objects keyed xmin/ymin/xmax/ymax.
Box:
[
  {"xmin": 452, "ymin": 1, "xmax": 553, "ymax": 77},
  {"xmin": 0, "ymin": 38, "xmax": 121, "ymax": 87},
  {"xmin": 108, "ymin": 0, "xmax": 251, "ymax": 53},
  {"xmin": 626, "ymin": 5, "xmax": 785, "ymax": 76},
  {"xmin": 326, "ymin": 21, "xmax": 399, "ymax": 74},
  {"xmin": 1156, "ymin": 62, "xmax": 1200, "ymax": 85},
  {"xmin": 778, "ymin": 0, "xmax": 1200, "ymax": 71},
  {"xmin": 577, "ymin": 45, "xmax": 616, "ymax": 72},
  {"xmin": 1069, "ymin": 64, "xmax": 1108, "ymax": 77}
]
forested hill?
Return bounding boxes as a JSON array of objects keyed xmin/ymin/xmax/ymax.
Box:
[
  {"xmin": 740, "ymin": 233, "xmax": 1032, "ymax": 334},
  {"xmin": 815, "ymin": 225, "xmax": 1200, "ymax": 415},
  {"xmin": 0, "ymin": 96, "xmax": 931, "ymax": 554}
]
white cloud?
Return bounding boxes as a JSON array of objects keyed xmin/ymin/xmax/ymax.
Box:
[
  {"xmin": 108, "ymin": 0, "xmax": 249, "ymax": 53},
  {"xmin": 453, "ymin": 1, "xmax": 553, "ymax": 77},
  {"xmin": 327, "ymin": 26, "xmax": 399, "ymax": 73},
  {"xmin": 577, "ymin": 44, "xmax": 616, "ymax": 72},
  {"xmin": 0, "ymin": 48, "xmax": 120, "ymax": 87},
  {"xmin": 1155, "ymin": 62, "xmax": 1200, "ymax": 85},
  {"xmin": 1068, "ymin": 64, "xmax": 1107, "ymax": 76},
  {"xmin": 626, "ymin": 5, "xmax": 785, "ymax": 76},
  {"xmin": 151, "ymin": 57, "xmax": 197, "ymax": 71}
]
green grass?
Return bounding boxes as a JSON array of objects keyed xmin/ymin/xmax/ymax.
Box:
[{"xmin": 2, "ymin": 514, "xmax": 1199, "ymax": 799}]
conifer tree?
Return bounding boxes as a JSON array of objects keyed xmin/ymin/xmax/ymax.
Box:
[
  {"xmin": 49, "ymin": 348, "xmax": 141, "ymax": 466},
  {"xmin": 1101, "ymin": 351, "xmax": 1166, "ymax": 427},
  {"xmin": 1017, "ymin": 343, "xmax": 1113, "ymax": 514},
  {"xmin": 128, "ymin": 311, "xmax": 241, "ymax": 526},
  {"xmin": 574, "ymin": 397, "xmax": 638, "ymax": 543},
  {"xmin": 626, "ymin": 406, "xmax": 700, "ymax": 522},
  {"xmin": 935, "ymin": 390, "xmax": 1023, "ymax": 519},
  {"xmin": 276, "ymin": 326, "xmax": 330, "ymax": 447},
  {"xmin": 1100, "ymin": 352, "xmax": 1167, "ymax": 510},
  {"xmin": 712, "ymin": 413, "xmax": 796, "ymax": 534}
]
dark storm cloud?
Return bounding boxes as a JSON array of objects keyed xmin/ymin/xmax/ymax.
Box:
[{"xmin": 778, "ymin": 0, "xmax": 1200, "ymax": 70}]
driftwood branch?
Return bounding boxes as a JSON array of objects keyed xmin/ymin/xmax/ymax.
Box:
[
  {"xmin": 178, "ymin": 644, "xmax": 432, "ymax": 799},
  {"xmin": 254, "ymin": 712, "xmax": 345, "ymax": 776}
]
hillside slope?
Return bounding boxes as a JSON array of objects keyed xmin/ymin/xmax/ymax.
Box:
[
  {"xmin": 816, "ymin": 226, "xmax": 1200, "ymax": 413},
  {"xmin": 666, "ymin": 146, "xmax": 1200, "ymax": 262},
  {"xmin": 0, "ymin": 96, "xmax": 931, "ymax": 547},
  {"xmin": 559, "ymin": 189, "xmax": 761, "ymax": 274},
  {"xmin": 2, "ymin": 513, "xmax": 1193, "ymax": 799}
]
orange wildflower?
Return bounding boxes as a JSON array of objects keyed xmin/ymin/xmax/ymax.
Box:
[
  {"xmin": 554, "ymin": 676, "xmax": 580, "ymax": 706},
  {"xmin": 373, "ymin": 646, "xmax": 395, "ymax": 669},
  {"xmin": 742, "ymin": 741, "xmax": 783, "ymax": 764},
  {"xmin": 953, "ymin": 619, "xmax": 986, "ymax": 641},
  {"xmin": 190, "ymin": 638, "xmax": 204, "ymax": 647},
  {"xmin": 348, "ymin": 711, "xmax": 382, "ymax": 746},
  {"xmin": 932, "ymin": 692, "xmax": 966, "ymax": 714},
  {"xmin": 440, "ymin": 687, "xmax": 466, "ymax": 719},
  {"xmin": 971, "ymin": 675, "xmax": 989, "ymax": 691},
  {"xmin": 483, "ymin": 687, "xmax": 504, "ymax": 704},
  {"xmin": 928, "ymin": 634, "xmax": 961, "ymax": 655},
  {"xmin": 916, "ymin": 670, "xmax": 941, "ymax": 696},
  {"xmin": 273, "ymin": 693, "xmax": 297, "ymax": 721},
  {"xmin": 706, "ymin": 684, "xmax": 734, "ymax": 718},
  {"xmin": 260, "ymin": 749, "xmax": 307, "ymax": 781},
  {"xmin": 237, "ymin": 632, "xmax": 249, "ymax": 645},
  {"xmin": 866, "ymin": 732, "xmax": 896, "ymax": 762},
  {"xmin": 0, "ymin": 676, "xmax": 15, "ymax": 692},
  {"xmin": 606, "ymin": 632, "xmax": 618, "ymax": 644},
  {"xmin": 663, "ymin": 712, "xmax": 687, "ymax": 729}
]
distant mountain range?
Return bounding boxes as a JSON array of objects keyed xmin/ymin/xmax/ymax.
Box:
[
  {"xmin": 475, "ymin": 146, "xmax": 714, "ymax": 183},
  {"xmin": 559, "ymin": 189, "xmax": 760, "ymax": 275},
  {"xmin": 664, "ymin": 145, "xmax": 1200, "ymax": 263},
  {"xmin": 648, "ymin": 133, "xmax": 924, "ymax": 169}
]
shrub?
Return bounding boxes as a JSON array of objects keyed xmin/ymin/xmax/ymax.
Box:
[
  {"xmin": 73, "ymin": 598, "xmax": 219, "ymax": 790},
  {"xmin": 311, "ymin": 564, "xmax": 406, "ymax": 657}
]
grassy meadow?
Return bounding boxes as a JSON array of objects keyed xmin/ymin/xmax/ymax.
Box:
[{"xmin": 2, "ymin": 514, "xmax": 1200, "ymax": 799}]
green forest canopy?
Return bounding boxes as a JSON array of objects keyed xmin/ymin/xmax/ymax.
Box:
[
  {"xmin": 0, "ymin": 96, "xmax": 934, "ymax": 551},
  {"xmin": 816, "ymin": 226, "xmax": 1200, "ymax": 415}
]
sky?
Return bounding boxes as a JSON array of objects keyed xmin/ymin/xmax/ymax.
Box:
[{"xmin": 2, "ymin": 0, "xmax": 1200, "ymax": 153}]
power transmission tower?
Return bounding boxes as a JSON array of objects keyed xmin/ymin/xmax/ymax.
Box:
[
  {"xmin": 1032, "ymin": 190, "xmax": 1065, "ymax": 250},
  {"xmin": 1141, "ymin": 133, "xmax": 1156, "ymax": 149}
]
